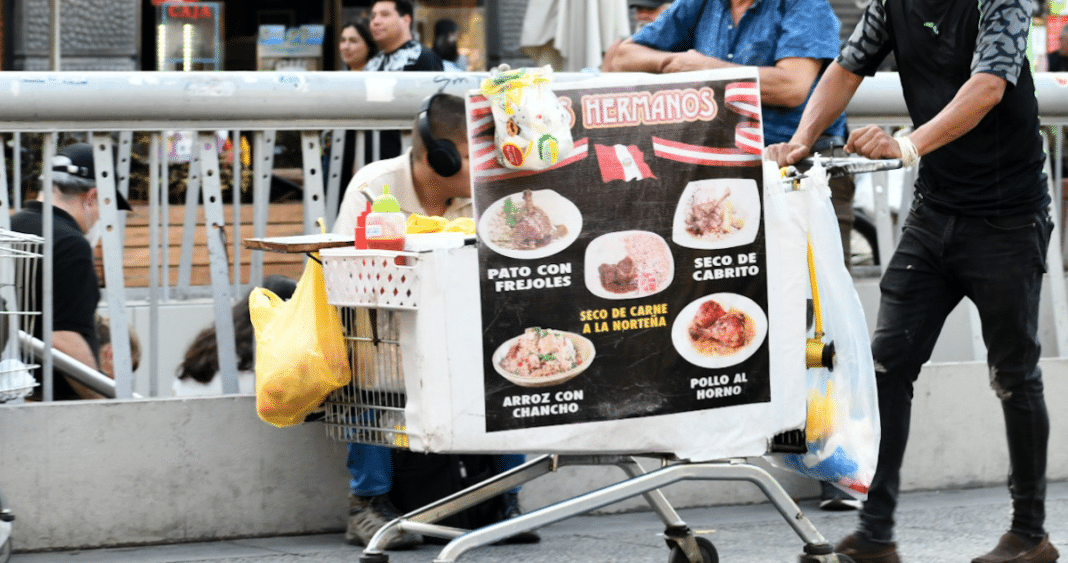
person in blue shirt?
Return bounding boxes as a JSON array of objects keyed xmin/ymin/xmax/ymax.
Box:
[
  {"xmin": 603, "ymin": 0, "xmax": 859, "ymax": 273},
  {"xmin": 603, "ymin": 0, "xmax": 862, "ymax": 510}
]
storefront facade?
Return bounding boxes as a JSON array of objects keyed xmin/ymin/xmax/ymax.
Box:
[{"xmin": 1, "ymin": 0, "xmax": 534, "ymax": 72}]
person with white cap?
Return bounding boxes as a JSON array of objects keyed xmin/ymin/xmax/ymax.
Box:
[{"xmin": 10, "ymin": 142, "xmax": 131, "ymax": 400}]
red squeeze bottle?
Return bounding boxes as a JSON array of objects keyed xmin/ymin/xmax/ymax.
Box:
[
  {"xmin": 366, "ymin": 185, "xmax": 406, "ymax": 265},
  {"xmin": 355, "ymin": 200, "xmax": 372, "ymax": 249}
]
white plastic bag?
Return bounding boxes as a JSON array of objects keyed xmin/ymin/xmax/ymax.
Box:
[
  {"xmin": 766, "ymin": 159, "xmax": 881, "ymax": 496},
  {"xmin": 479, "ymin": 65, "xmax": 574, "ymax": 171}
]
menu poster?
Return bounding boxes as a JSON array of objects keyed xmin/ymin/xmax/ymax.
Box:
[{"xmin": 469, "ymin": 69, "xmax": 770, "ymax": 432}]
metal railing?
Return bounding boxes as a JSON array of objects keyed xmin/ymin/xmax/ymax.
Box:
[{"xmin": 0, "ymin": 70, "xmax": 1066, "ymax": 399}]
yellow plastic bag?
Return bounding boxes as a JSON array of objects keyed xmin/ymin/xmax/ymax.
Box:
[
  {"xmin": 406, "ymin": 213, "xmax": 448, "ymax": 234},
  {"xmin": 442, "ymin": 217, "xmax": 476, "ymax": 234},
  {"xmin": 250, "ymin": 256, "xmax": 351, "ymax": 427}
]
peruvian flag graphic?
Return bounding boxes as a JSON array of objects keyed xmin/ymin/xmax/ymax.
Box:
[{"xmin": 594, "ymin": 144, "xmax": 655, "ymax": 182}]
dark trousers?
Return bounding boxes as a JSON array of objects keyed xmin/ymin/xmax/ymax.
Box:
[{"xmin": 858, "ymin": 200, "xmax": 1053, "ymax": 542}]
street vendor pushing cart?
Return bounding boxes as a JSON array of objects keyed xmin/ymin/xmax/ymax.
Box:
[{"xmin": 767, "ymin": 1, "xmax": 1058, "ymax": 562}]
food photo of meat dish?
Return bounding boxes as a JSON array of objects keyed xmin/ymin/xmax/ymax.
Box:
[
  {"xmin": 585, "ymin": 231, "xmax": 674, "ymax": 300},
  {"xmin": 672, "ymin": 293, "xmax": 768, "ymax": 368},
  {"xmin": 479, "ymin": 188, "xmax": 582, "ymax": 259},
  {"xmin": 493, "ymin": 327, "xmax": 596, "ymax": 387},
  {"xmin": 686, "ymin": 187, "xmax": 742, "ymax": 238},
  {"xmin": 598, "ymin": 256, "xmax": 637, "ymax": 294},
  {"xmin": 672, "ymin": 179, "xmax": 761, "ymax": 250},
  {"xmin": 508, "ymin": 189, "xmax": 566, "ymax": 250},
  {"xmin": 688, "ymin": 299, "xmax": 753, "ymax": 353}
]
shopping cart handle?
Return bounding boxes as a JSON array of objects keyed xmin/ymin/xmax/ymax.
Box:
[{"xmin": 795, "ymin": 157, "xmax": 903, "ymax": 178}]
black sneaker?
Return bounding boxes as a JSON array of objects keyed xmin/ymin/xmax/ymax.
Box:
[
  {"xmin": 495, "ymin": 491, "xmax": 541, "ymax": 544},
  {"xmin": 346, "ymin": 494, "xmax": 422, "ymax": 550}
]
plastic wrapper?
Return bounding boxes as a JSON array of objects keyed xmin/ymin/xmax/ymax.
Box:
[
  {"xmin": 479, "ymin": 65, "xmax": 574, "ymax": 171},
  {"xmin": 251, "ymin": 256, "xmax": 351, "ymax": 427},
  {"xmin": 764, "ymin": 159, "xmax": 881, "ymax": 496}
]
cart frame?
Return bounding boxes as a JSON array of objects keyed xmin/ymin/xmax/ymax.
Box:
[{"xmin": 358, "ymin": 454, "xmax": 843, "ymax": 563}]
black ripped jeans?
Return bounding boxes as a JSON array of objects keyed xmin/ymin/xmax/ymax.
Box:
[{"xmin": 857, "ymin": 200, "xmax": 1053, "ymax": 543}]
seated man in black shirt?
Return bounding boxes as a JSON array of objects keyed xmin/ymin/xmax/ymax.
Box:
[{"xmin": 11, "ymin": 143, "xmax": 131, "ymax": 400}]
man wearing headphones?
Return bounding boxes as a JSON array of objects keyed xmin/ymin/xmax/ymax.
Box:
[
  {"xmin": 334, "ymin": 93, "xmax": 469, "ymax": 236},
  {"xmin": 333, "ymin": 94, "xmax": 538, "ymax": 549}
]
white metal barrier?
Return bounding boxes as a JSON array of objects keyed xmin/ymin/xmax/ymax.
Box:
[{"xmin": 0, "ymin": 71, "xmax": 1065, "ymax": 399}]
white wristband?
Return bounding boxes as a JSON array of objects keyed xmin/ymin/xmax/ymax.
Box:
[{"xmin": 895, "ymin": 136, "xmax": 919, "ymax": 168}]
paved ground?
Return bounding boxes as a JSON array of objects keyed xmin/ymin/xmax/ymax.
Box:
[{"xmin": 12, "ymin": 481, "xmax": 1068, "ymax": 563}]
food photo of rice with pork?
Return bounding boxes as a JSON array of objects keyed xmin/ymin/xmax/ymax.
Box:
[{"xmin": 499, "ymin": 327, "xmax": 582, "ymax": 379}]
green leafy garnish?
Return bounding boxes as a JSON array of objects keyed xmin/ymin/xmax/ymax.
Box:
[{"xmin": 503, "ymin": 197, "xmax": 518, "ymax": 227}]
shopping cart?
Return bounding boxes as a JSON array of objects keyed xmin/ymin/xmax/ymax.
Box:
[
  {"xmin": 318, "ymin": 238, "xmax": 855, "ymax": 563},
  {"xmin": 0, "ymin": 228, "xmax": 45, "ymax": 563}
]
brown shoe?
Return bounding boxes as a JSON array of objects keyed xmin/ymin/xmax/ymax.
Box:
[
  {"xmin": 835, "ymin": 533, "xmax": 902, "ymax": 563},
  {"xmin": 972, "ymin": 533, "xmax": 1059, "ymax": 563},
  {"xmin": 345, "ymin": 494, "xmax": 422, "ymax": 550}
]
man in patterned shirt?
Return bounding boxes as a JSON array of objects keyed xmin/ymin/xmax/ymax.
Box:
[
  {"xmin": 767, "ymin": 1, "xmax": 1058, "ymax": 563},
  {"xmin": 365, "ymin": 0, "xmax": 443, "ymax": 72},
  {"xmin": 360, "ymin": 0, "xmax": 444, "ymax": 163}
]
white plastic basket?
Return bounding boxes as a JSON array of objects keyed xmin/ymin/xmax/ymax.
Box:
[{"xmin": 320, "ymin": 249, "xmax": 421, "ymax": 310}]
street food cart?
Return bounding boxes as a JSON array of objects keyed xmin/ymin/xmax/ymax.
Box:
[{"xmin": 258, "ymin": 68, "xmax": 886, "ymax": 563}]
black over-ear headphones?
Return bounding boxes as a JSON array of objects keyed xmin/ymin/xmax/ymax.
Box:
[{"xmin": 417, "ymin": 93, "xmax": 462, "ymax": 178}]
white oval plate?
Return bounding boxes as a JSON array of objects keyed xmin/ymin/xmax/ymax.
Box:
[
  {"xmin": 672, "ymin": 293, "xmax": 768, "ymax": 368},
  {"xmin": 492, "ymin": 330, "xmax": 596, "ymax": 388},
  {"xmin": 671, "ymin": 178, "xmax": 761, "ymax": 250},
  {"xmin": 478, "ymin": 189, "xmax": 582, "ymax": 260},
  {"xmin": 584, "ymin": 230, "xmax": 674, "ymax": 300}
]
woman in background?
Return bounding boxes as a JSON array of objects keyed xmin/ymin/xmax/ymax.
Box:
[
  {"xmin": 339, "ymin": 19, "xmax": 378, "ymax": 71},
  {"xmin": 331, "ymin": 19, "xmax": 384, "ymax": 206},
  {"xmin": 174, "ymin": 275, "xmax": 296, "ymax": 396}
]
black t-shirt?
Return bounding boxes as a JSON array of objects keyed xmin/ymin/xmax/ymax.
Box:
[
  {"xmin": 838, "ymin": 0, "xmax": 1049, "ymax": 217},
  {"xmin": 10, "ymin": 201, "xmax": 101, "ymax": 400}
]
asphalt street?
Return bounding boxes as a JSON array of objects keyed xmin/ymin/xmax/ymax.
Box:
[{"xmin": 12, "ymin": 481, "xmax": 1068, "ymax": 563}]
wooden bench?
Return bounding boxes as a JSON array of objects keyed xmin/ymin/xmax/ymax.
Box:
[{"xmin": 96, "ymin": 201, "xmax": 310, "ymax": 288}]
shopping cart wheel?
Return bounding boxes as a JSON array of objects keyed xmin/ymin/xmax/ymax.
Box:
[
  {"xmin": 358, "ymin": 552, "xmax": 389, "ymax": 563},
  {"xmin": 799, "ymin": 544, "xmax": 854, "ymax": 563},
  {"xmin": 667, "ymin": 536, "xmax": 717, "ymax": 563}
]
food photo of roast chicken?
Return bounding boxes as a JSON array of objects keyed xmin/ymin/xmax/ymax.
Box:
[
  {"xmin": 479, "ymin": 188, "xmax": 582, "ymax": 259},
  {"xmin": 672, "ymin": 179, "xmax": 761, "ymax": 250},
  {"xmin": 672, "ymin": 293, "xmax": 768, "ymax": 368},
  {"xmin": 584, "ymin": 231, "xmax": 674, "ymax": 299}
]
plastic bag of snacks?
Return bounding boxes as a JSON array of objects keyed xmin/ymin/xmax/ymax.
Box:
[{"xmin": 479, "ymin": 65, "xmax": 574, "ymax": 171}]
